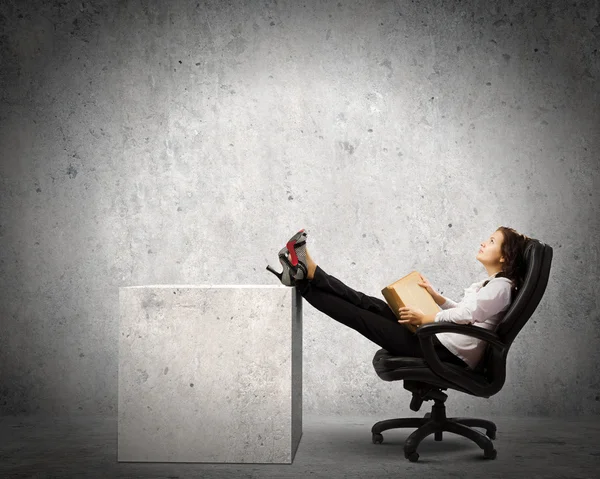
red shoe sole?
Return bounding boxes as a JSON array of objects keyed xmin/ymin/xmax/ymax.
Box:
[
  {"xmin": 286, "ymin": 240, "xmax": 298, "ymax": 266},
  {"xmin": 285, "ymin": 230, "xmax": 305, "ymax": 267}
]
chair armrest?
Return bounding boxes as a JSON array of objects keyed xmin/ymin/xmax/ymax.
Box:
[
  {"xmin": 414, "ymin": 323, "xmax": 507, "ymax": 394},
  {"xmin": 416, "ymin": 323, "xmax": 507, "ymax": 351}
]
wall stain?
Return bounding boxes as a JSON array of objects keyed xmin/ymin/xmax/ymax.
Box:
[{"xmin": 66, "ymin": 164, "xmax": 77, "ymax": 178}]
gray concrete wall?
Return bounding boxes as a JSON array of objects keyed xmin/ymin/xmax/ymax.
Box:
[{"xmin": 0, "ymin": 0, "xmax": 598, "ymax": 417}]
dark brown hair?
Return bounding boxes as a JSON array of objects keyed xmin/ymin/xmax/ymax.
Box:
[{"xmin": 483, "ymin": 226, "xmax": 531, "ymax": 300}]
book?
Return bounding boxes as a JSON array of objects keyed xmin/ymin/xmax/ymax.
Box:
[{"xmin": 381, "ymin": 270, "xmax": 441, "ymax": 333}]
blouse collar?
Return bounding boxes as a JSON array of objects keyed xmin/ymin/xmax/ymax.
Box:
[{"xmin": 481, "ymin": 271, "xmax": 501, "ymax": 283}]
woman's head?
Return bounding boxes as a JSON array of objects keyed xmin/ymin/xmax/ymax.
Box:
[
  {"xmin": 478, "ymin": 226, "xmax": 531, "ymax": 298},
  {"xmin": 476, "ymin": 230, "xmax": 505, "ymax": 275}
]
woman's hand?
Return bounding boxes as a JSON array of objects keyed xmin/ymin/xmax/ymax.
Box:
[
  {"xmin": 398, "ymin": 305, "xmax": 426, "ymax": 326},
  {"xmin": 417, "ymin": 274, "xmax": 438, "ymax": 296}
]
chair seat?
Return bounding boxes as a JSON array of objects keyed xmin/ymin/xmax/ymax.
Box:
[{"xmin": 372, "ymin": 349, "xmax": 491, "ymax": 396}]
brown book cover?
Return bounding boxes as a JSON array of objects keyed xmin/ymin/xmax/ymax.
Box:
[{"xmin": 381, "ymin": 270, "xmax": 441, "ymax": 333}]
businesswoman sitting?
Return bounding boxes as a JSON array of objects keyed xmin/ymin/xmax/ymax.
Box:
[{"xmin": 266, "ymin": 226, "xmax": 529, "ymax": 370}]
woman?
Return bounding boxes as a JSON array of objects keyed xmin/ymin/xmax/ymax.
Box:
[{"xmin": 266, "ymin": 227, "xmax": 529, "ymax": 370}]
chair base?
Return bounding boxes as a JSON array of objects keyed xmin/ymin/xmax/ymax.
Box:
[{"xmin": 371, "ymin": 400, "xmax": 497, "ymax": 462}]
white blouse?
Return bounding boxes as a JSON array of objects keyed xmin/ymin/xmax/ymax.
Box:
[{"xmin": 433, "ymin": 274, "xmax": 513, "ymax": 369}]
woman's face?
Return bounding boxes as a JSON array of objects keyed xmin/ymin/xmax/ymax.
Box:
[{"xmin": 477, "ymin": 230, "xmax": 504, "ymax": 264}]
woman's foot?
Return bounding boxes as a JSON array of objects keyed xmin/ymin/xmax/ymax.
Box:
[{"xmin": 305, "ymin": 249, "xmax": 317, "ymax": 280}]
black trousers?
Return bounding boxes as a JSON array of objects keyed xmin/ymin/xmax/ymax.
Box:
[{"xmin": 295, "ymin": 265, "xmax": 469, "ymax": 368}]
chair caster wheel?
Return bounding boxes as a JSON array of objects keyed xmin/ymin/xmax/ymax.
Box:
[
  {"xmin": 486, "ymin": 430, "xmax": 496, "ymax": 440},
  {"xmin": 406, "ymin": 451, "xmax": 419, "ymax": 462},
  {"xmin": 372, "ymin": 433, "xmax": 383, "ymax": 444},
  {"xmin": 483, "ymin": 448, "xmax": 497, "ymax": 459}
]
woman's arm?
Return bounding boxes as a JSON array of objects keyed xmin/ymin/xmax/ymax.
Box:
[
  {"xmin": 434, "ymin": 280, "xmax": 512, "ymax": 324},
  {"xmin": 431, "ymin": 291, "xmax": 458, "ymax": 309}
]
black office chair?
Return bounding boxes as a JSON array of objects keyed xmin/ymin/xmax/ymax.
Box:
[{"xmin": 371, "ymin": 238, "xmax": 552, "ymax": 462}]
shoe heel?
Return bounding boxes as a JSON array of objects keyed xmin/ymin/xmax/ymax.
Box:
[
  {"xmin": 266, "ymin": 264, "xmax": 282, "ymax": 281},
  {"xmin": 267, "ymin": 251, "xmax": 297, "ymax": 287}
]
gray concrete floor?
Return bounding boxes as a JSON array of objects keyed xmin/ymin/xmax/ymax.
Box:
[{"xmin": 1, "ymin": 413, "xmax": 599, "ymax": 478}]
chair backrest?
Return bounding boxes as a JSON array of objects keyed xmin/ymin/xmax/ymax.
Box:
[{"xmin": 474, "ymin": 238, "xmax": 553, "ymax": 382}]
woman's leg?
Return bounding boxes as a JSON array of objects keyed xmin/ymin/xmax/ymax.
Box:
[
  {"xmin": 305, "ymin": 265, "xmax": 397, "ymax": 320},
  {"xmin": 295, "ymin": 266, "xmax": 466, "ymax": 366}
]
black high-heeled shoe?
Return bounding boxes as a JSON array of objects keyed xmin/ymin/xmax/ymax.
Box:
[{"xmin": 266, "ymin": 246, "xmax": 298, "ymax": 287}]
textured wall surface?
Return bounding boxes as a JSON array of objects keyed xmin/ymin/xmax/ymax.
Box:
[{"xmin": 0, "ymin": 0, "xmax": 598, "ymax": 417}]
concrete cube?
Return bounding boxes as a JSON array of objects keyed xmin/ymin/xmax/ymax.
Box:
[{"xmin": 118, "ymin": 284, "xmax": 302, "ymax": 463}]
